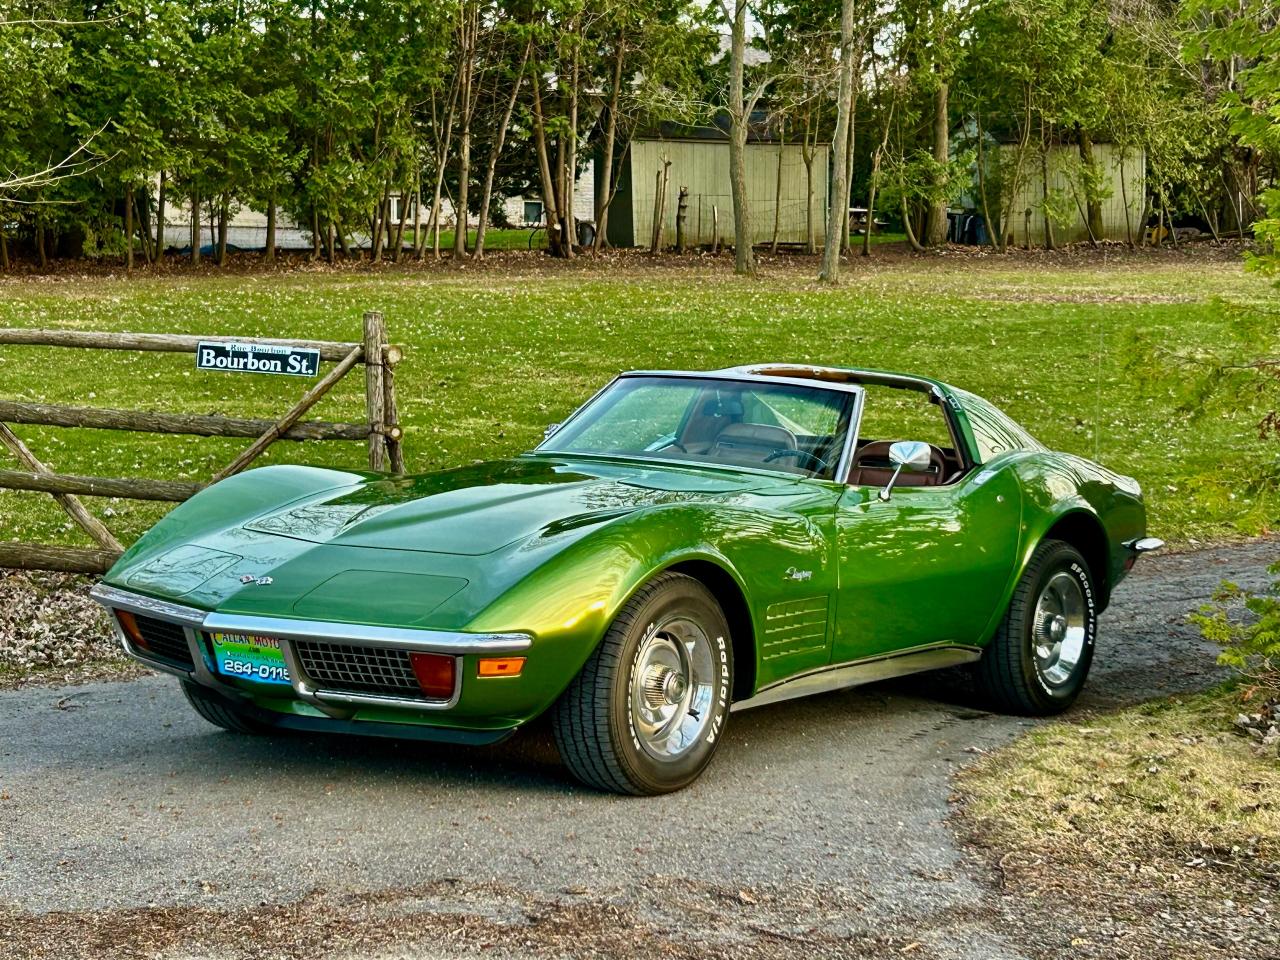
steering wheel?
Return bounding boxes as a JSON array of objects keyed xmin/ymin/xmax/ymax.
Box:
[{"xmin": 764, "ymin": 448, "xmax": 829, "ymax": 473}]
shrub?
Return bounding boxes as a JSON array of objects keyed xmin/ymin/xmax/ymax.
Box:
[{"xmin": 1192, "ymin": 560, "xmax": 1280, "ymax": 696}]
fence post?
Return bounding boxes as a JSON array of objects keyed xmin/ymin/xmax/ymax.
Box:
[{"xmin": 363, "ymin": 311, "xmax": 389, "ymax": 471}]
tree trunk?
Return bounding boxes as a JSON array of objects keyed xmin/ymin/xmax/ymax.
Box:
[
  {"xmin": 820, "ymin": 0, "xmax": 856, "ymax": 282},
  {"xmin": 649, "ymin": 163, "xmax": 670, "ymax": 253},
  {"xmin": 530, "ymin": 73, "xmax": 566, "ymax": 257},
  {"xmin": 35, "ymin": 221, "xmax": 47, "ymax": 269},
  {"xmin": 862, "ymin": 149, "xmax": 880, "ymax": 257},
  {"xmin": 1078, "ymin": 131, "xmax": 1103, "ymax": 242},
  {"xmin": 727, "ymin": 0, "xmax": 755, "ymax": 276},
  {"xmin": 475, "ymin": 39, "xmax": 530, "ymax": 260},
  {"xmin": 974, "ymin": 112, "xmax": 1000, "ymax": 251},
  {"xmin": 135, "ymin": 193, "xmax": 153, "ymax": 263},
  {"xmin": 392, "ymin": 184, "xmax": 410, "ymax": 262},
  {"xmin": 216, "ymin": 196, "xmax": 229, "ymax": 265},
  {"xmin": 842, "ymin": 88, "xmax": 857, "ymax": 254},
  {"xmin": 563, "ymin": 20, "xmax": 582, "ymax": 257},
  {"xmin": 423, "ymin": 75, "xmax": 460, "ymax": 260},
  {"xmin": 800, "ymin": 109, "xmax": 817, "ymax": 250},
  {"xmin": 594, "ymin": 32, "xmax": 626, "ymax": 253},
  {"xmin": 924, "ymin": 80, "xmax": 949, "ymax": 247},
  {"xmin": 191, "ymin": 191, "xmax": 201, "ymax": 264},
  {"xmin": 310, "ymin": 207, "xmax": 320, "ymax": 260},
  {"xmin": 0, "ymin": 220, "xmax": 8, "ymax": 272},
  {"xmin": 412, "ymin": 174, "xmax": 422, "ymax": 256},
  {"xmin": 1040, "ymin": 130, "xmax": 1054, "ymax": 251},
  {"xmin": 370, "ymin": 191, "xmax": 384, "ymax": 261},
  {"xmin": 155, "ymin": 171, "xmax": 166, "ymax": 265},
  {"xmin": 676, "ymin": 186, "xmax": 689, "ymax": 253},
  {"xmin": 453, "ymin": 3, "xmax": 477, "ymax": 259},
  {"xmin": 770, "ymin": 134, "xmax": 785, "ymax": 254},
  {"xmin": 901, "ymin": 199, "xmax": 925, "ymax": 252},
  {"xmin": 265, "ymin": 197, "xmax": 277, "ymax": 262},
  {"xmin": 124, "ymin": 186, "xmax": 134, "ymax": 272}
]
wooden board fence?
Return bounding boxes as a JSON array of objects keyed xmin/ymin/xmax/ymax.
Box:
[{"xmin": 0, "ymin": 311, "xmax": 405, "ymax": 574}]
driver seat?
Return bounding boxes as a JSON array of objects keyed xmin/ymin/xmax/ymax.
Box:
[
  {"xmin": 708, "ymin": 422, "xmax": 797, "ymax": 467},
  {"xmin": 846, "ymin": 440, "xmax": 944, "ymax": 487}
]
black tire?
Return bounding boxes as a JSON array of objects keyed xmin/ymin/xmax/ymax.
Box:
[
  {"xmin": 974, "ymin": 539, "xmax": 1098, "ymax": 715},
  {"xmin": 181, "ymin": 680, "xmax": 279, "ymax": 735},
  {"xmin": 552, "ymin": 572, "xmax": 734, "ymax": 795}
]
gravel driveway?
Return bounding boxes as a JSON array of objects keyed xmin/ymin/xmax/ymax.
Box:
[{"xmin": 0, "ymin": 541, "xmax": 1274, "ymax": 959}]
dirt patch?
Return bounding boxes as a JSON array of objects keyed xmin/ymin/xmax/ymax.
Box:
[
  {"xmin": 0, "ymin": 237, "xmax": 1254, "ymax": 283},
  {"xmin": 0, "ymin": 570, "xmax": 138, "ymax": 689},
  {"xmin": 0, "ymin": 878, "xmax": 930, "ymax": 960}
]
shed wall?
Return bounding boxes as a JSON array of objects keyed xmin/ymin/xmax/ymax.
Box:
[
  {"xmin": 614, "ymin": 139, "xmax": 830, "ymax": 248},
  {"xmin": 997, "ymin": 143, "xmax": 1145, "ymax": 246}
]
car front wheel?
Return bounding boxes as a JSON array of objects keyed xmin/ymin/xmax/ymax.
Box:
[
  {"xmin": 974, "ymin": 538, "xmax": 1098, "ymax": 715},
  {"xmin": 552, "ymin": 572, "xmax": 734, "ymax": 795}
]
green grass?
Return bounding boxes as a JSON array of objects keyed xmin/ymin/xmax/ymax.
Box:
[
  {"xmin": 0, "ymin": 252, "xmax": 1276, "ymax": 548},
  {"xmin": 435, "ymin": 227, "xmax": 547, "ymax": 251}
]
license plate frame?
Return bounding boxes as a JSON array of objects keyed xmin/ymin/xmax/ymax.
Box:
[{"xmin": 211, "ymin": 632, "xmax": 292, "ymax": 686}]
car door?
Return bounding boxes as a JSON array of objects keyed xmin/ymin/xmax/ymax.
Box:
[{"xmin": 831, "ymin": 466, "xmax": 1024, "ymax": 664}]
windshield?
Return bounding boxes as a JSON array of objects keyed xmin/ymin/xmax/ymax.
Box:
[{"xmin": 537, "ymin": 376, "xmax": 855, "ymax": 480}]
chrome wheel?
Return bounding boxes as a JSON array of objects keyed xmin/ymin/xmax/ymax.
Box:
[
  {"xmin": 1032, "ymin": 571, "xmax": 1087, "ymax": 688},
  {"xmin": 630, "ymin": 617, "xmax": 716, "ymax": 761}
]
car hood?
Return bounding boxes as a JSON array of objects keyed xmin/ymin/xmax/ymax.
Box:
[
  {"xmin": 239, "ymin": 456, "xmax": 781, "ymax": 556},
  {"xmin": 105, "ymin": 456, "xmax": 831, "ymax": 628}
]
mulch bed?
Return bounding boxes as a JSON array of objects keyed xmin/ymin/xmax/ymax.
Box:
[{"xmin": 0, "ymin": 570, "xmax": 140, "ymax": 688}]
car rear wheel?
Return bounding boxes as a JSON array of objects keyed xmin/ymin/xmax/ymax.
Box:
[
  {"xmin": 974, "ymin": 539, "xmax": 1097, "ymax": 715},
  {"xmin": 181, "ymin": 680, "xmax": 279, "ymax": 735},
  {"xmin": 552, "ymin": 572, "xmax": 734, "ymax": 795}
]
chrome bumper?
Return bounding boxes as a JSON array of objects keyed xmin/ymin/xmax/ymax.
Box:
[{"xmin": 90, "ymin": 583, "xmax": 531, "ymax": 719}]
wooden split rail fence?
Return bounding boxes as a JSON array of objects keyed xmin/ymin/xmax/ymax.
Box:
[{"xmin": 0, "ymin": 311, "xmax": 405, "ymax": 574}]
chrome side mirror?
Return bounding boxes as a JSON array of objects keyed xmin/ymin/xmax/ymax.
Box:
[
  {"xmin": 878, "ymin": 441, "xmax": 932, "ymax": 502},
  {"xmin": 543, "ymin": 422, "xmax": 561, "ymax": 440}
]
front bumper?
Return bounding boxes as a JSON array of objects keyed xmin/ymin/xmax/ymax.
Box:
[{"xmin": 90, "ymin": 584, "xmax": 532, "ymax": 730}]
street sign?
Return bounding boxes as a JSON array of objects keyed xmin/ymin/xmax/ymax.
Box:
[{"xmin": 196, "ymin": 341, "xmax": 321, "ymax": 377}]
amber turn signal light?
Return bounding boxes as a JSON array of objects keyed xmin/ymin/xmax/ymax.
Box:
[
  {"xmin": 477, "ymin": 657, "xmax": 525, "ymax": 678},
  {"xmin": 115, "ymin": 610, "xmax": 149, "ymax": 650},
  {"xmin": 408, "ymin": 651, "xmax": 456, "ymax": 700}
]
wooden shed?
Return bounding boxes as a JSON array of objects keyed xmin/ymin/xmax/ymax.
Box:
[
  {"xmin": 602, "ymin": 127, "xmax": 830, "ymax": 249},
  {"xmin": 994, "ymin": 142, "xmax": 1146, "ymax": 246}
]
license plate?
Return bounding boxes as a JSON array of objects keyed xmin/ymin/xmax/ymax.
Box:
[{"xmin": 211, "ymin": 632, "xmax": 292, "ymax": 685}]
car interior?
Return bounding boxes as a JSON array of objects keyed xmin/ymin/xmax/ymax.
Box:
[{"xmin": 663, "ymin": 390, "xmax": 849, "ymax": 479}]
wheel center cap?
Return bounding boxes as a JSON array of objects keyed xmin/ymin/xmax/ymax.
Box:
[
  {"xmin": 1048, "ymin": 614, "xmax": 1067, "ymax": 644},
  {"xmin": 643, "ymin": 666, "xmax": 688, "ymax": 708},
  {"xmin": 663, "ymin": 672, "xmax": 688, "ymax": 704}
]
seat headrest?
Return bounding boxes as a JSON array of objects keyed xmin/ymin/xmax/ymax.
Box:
[{"xmin": 712, "ymin": 422, "xmax": 797, "ymax": 450}]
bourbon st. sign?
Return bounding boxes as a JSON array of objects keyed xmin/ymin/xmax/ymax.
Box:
[{"xmin": 195, "ymin": 341, "xmax": 321, "ymax": 377}]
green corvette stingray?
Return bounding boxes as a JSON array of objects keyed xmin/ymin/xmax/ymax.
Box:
[{"xmin": 92, "ymin": 365, "xmax": 1161, "ymax": 794}]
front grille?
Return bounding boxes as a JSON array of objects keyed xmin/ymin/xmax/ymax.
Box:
[
  {"xmin": 132, "ymin": 615, "xmax": 195, "ymax": 668},
  {"xmin": 294, "ymin": 640, "xmax": 435, "ymax": 700}
]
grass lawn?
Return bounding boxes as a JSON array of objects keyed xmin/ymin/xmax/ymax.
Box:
[
  {"xmin": 435, "ymin": 227, "xmax": 548, "ymax": 251},
  {"xmin": 0, "ymin": 246, "xmax": 1276, "ymax": 549}
]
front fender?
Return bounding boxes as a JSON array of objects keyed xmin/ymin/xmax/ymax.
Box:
[{"xmin": 465, "ymin": 498, "xmax": 835, "ymax": 719}]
